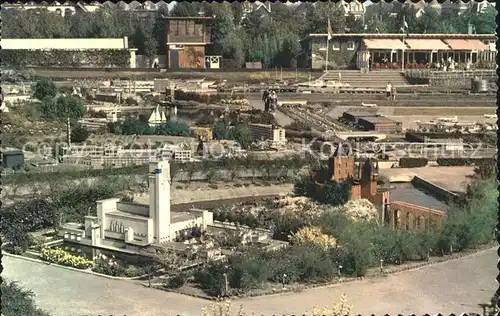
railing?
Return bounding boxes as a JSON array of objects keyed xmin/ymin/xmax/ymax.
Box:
[
  {"xmin": 167, "ymin": 35, "xmax": 210, "ymax": 44},
  {"xmin": 406, "ymin": 69, "xmax": 497, "ymax": 79}
]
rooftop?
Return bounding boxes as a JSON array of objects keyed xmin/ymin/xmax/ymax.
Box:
[
  {"xmin": 390, "ymin": 184, "xmax": 448, "ymax": 212},
  {"xmin": 303, "ymin": 33, "xmax": 496, "ymax": 41},
  {"xmin": 344, "ymin": 111, "xmax": 380, "ymax": 118},
  {"xmin": 358, "ymin": 116, "xmax": 400, "ymax": 124}
]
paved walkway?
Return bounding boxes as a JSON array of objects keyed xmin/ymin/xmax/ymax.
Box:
[{"xmin": 3, "ymin": 248, "xmax": 497, "ymax": 315}]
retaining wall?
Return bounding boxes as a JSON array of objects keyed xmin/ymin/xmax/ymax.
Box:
[{"xmin": 411, "ymin": 176, "xmax": 459, "ymax": 203}]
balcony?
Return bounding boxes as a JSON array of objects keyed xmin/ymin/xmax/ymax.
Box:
[{"xmin": 167, "ymin": 34, "xmax": 211, "ymax": 45}]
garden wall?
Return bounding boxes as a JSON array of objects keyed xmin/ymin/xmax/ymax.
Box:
[{"xmin": 410, "ymin": 176, "xmax": 459, "ymax": 203}]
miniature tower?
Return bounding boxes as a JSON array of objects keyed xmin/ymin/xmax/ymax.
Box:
[
  {"xmin": 360, "ymin": 158, "xmax": 377, "ymax": 199},
  {"xmin": 149, "ymin": 160, "xmax": 171, "ymax": 244},
  {"xmin": 328, "ymin": 143, "xmax": 354, "ymax": 182},
  {"xmin": 66, "ymin": 117, "xmax": 71, "ymax": 146}
]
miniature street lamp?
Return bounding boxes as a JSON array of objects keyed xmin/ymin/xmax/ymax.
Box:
[
  {"xmin": 282, "ymin": 273, "xmax": 287, "ymax": 288},
  {"xmin": 337, "ymin": 265, "xmax": 343, "ymax": 278},
  {"xmin": 380, "ymin": 259, "xmax": 384, "ymax": 273}
]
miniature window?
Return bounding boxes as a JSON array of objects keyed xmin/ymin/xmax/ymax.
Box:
[
  {"xmin": 347, "ymin": 41, "xmax": 355, "ymax": 51},
  {"xmin": 332, "ymin": 41, "xmax": 341, "ymax": 51}
]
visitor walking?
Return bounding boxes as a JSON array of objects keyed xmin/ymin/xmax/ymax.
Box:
[
  {"xmin": 263, "ymin": 89, "xmax": 270, "ymax": 112},
  {"xmin": 385, "ymin": 82, "xmax": 392, "ymax": 100},
  {"xmin": 391, "ymin": 85, "xmax": 397, "ymax": 101}
]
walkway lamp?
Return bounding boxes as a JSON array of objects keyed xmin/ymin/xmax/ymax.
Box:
[{"xmin": 380, "ymin": 259, "xmax": 384, "ymax": 272}]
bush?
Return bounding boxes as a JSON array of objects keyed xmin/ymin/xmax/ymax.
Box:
[
  {"xmin": 437, "ymin": 157, "xmax": 495, "ymax": 167},
  {"xmin": 71, "ymin": 124, "xmax": 90, "ymax": 143},
  {"xmin": 399, "ymin": 157, "xmax": 428, "ymax": 168},
  {"xmin": 194, "ymin": 263, "xmax": 227, "ymax": 296},
  {"xmin": 124, "ymin": 266, "xmax": 139, "ymax": 277},
  {"xmin": 33, "ymin": 77, "xmax": 56, "ymax": 101},
  {"xmin": 92, "ymin": 255, "xmax": 126, "ymax": 276},
  {"xmin": 41, "ymin": 248, "xmax": 93, "ymax": 269},
  {"xmin": 1, "ymin": 280, "xmax": 51, "ymax": 316},
  {"xmin": 167, "ymin": 273, "xmax": 187, "ymax": 289}
]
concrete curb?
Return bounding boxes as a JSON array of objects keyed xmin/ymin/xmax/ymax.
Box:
[{"xmin": 3, "ymin": 252, "xmax": 149, "ymax": 281}]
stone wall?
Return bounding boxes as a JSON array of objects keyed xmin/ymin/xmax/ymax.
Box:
[{"xmin": 411, "ymin": 176, "xmax": 459, "ymax": 202}]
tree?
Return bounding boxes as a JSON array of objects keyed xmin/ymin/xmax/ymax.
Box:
[
  {"xmin": 155, "ymin": 120, "xmax": 190, "ymax": 136},
  {"xmin": 33, "ymin": 77, "xmax": 57, "ymax": 101},
  {"xmin": 293, "ymin": 174, "xmax": 315, "ymax": 197},
  {"xmin": 71, "ymin": 124, "xmax": 90, "ymax": 143},
  {"xmin": 470, "ymin": 6, "xmax": 496, "ymax": 34},
  {"xmin": 229, "ymin": 123, "xmax": 252, "ymax": 149},
  {"xmin": 1, "ymin": 280, "xmax": 51, "ymax": 316},
  {"xmin": 39, "ymin": 95, "xmax": 85, "ymax": 121},
  {"xmin": 321, "ymin": 180, "xmax": 351, "ymax": 206}
]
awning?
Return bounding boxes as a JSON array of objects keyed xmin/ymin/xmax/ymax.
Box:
[
  {"xmin": 404, "ymin": 39, "xmax": 450, "ymax": 51},
  {"xmin": 443, "ymin": 39, "xmax": 489, "ymax": 51},
  {"xmin": 362, "ymin": 39, "xmax": 406, "ymax": 50}
]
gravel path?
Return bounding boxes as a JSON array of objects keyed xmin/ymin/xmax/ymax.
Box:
[{"xmin": 3, "ymin": 248, "xmax": 496, "ymax": 316}]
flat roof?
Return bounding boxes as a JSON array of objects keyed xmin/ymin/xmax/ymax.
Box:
[
  {"xmin": 162, "ymin": 16, "xmax": 214, "ymax": 20},
  {"xmin": 358, "ymin": 116, "xmax": 400, "ymax": 124},
  {"xmin": 0, "ymin": 38, "xmax": 130, "ymax": 50},
  {"xmin": 343, "ymin": 111, "xmax": 380, "ymax": 118},
  {"xmin": 304, "ymin": 33, "xmax": 496, "ymax": 41}
]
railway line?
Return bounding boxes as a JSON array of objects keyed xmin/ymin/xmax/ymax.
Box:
[{"xmin": 279, "ymin": 106, "xmax": 349, "ymax": 133}]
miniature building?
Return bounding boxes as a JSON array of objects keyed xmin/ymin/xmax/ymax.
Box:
[
  {"xmin": 249, "ymin": 123, "xmax": 286, "ymax": 145},
  {"xmin": 164, "ymin": 16, "xmax": 213, "ymax": 69},
  {"xmin": 1, "ymin": 148, "xmax": 24, "ymax": 169},
  {"xmin": 357, "ymin": 116, "xmax": 403, "ymax": 133},
  {"xmin": 65, "ymin": 160, "xmax": 214, "ymax": 251},
  {"xmin": 312, "ymin": 143, "xmax": 445, "ymax": 231}
]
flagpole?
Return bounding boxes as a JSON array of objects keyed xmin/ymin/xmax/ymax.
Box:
[{"xmin": 325, "ymin": 36, "xmax": 329, "ymax": 72}]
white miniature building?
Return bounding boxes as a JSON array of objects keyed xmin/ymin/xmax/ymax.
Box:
[{"xmin": 63, "ymin": 160, "xmax": 213, "ymax": 252}]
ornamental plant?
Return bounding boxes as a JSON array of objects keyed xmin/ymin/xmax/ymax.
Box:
[
  {"xmin": 289, "ymin": 226, "xmax": 337, "ymax": 249},
  {"xmin": 41, "ymin": 248, "xmax": 93, "ymax": 269}
]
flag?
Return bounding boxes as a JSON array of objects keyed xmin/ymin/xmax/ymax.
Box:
[{"xmin": 327, "ymin": 18, "xmax": 333, "ymax": 41}]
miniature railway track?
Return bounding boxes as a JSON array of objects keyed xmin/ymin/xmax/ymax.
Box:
[{"xmin": 279, "ymin": 106, "xmax": 349, "ymax": 133}]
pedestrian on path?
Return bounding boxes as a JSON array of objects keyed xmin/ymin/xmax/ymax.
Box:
[
  {"xmin": 391, "ymin": 85, "xmax": 397, "ymax": 101},
  {"xmin": 385, "ymin": 82, "xmax": 392, "ymax": 100}
]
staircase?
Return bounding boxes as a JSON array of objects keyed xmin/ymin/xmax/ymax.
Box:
[{"xmin": 319, "ymin": 70, "xmax": 410, "ymax": 88}]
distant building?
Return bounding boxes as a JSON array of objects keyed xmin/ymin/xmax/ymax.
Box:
[
  {"xmin": 0, "ymin": 37, "xmax": 138, "ymax": 68},
  {"xmin": 357, "ymin": 116, "xmax": 403, "ymax": 133},
  {"xmin": 339, "ymin": 0, "xmax": 366, "ymax": 20},
  {"xmin": 1, "ymin": 148, "xmax": 24, "ymax": 169},
  {"xmin": 301, "ymin": 33, "xmax": 496, "ymax": 70},
  {"xmin": 163, "ymin": 16, "xmax": 215, "ymax": 69},
  {"xmin": 249, "ymin": 123, "xmax": 286, "ymax": 146}
]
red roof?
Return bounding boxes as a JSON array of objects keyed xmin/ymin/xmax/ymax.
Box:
[
  {"xmin": 362, "ymin": 39, "xmax": 406, "ymax": 50},
  {"xmin": 443, "ymin": 39, "xmax": 490, "ymax": 51},
  {"xmin": 404, "ymin": 39, "xmax": 451, "ymax": 51}
]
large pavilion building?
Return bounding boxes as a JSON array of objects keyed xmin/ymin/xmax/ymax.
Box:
[{"xmin": 301, "ymin": 33, "xmax": 496, "ymax": 70}]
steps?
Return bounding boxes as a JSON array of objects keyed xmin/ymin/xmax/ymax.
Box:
[{"xmin": 320, "ymin": 70, "xmax": 410, "ymax": 88}]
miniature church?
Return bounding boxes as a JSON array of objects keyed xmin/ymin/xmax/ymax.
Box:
[{"xmin": 64, "ymin": 160, "xmax": 213, "ymax": 253}]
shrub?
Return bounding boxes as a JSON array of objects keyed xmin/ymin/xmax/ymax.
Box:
[
  {"xmin": 437, "ymin": 157, "xmax": 495, "ymax": 167},
  {"xmin": 124, "ymin": 266, "xmax": 139, "ymax": 277},
  {"xmin": 41, "ymin": 248, "xmax": 93, "ymax": 269},
  {"xmin": 194, "ymin": 263, "xmax": 227, "ymax": 296},
  {"xmin": 33, "ymin": 77, "xmax": 56, "ymax": 101},
  {"xmin": 167, "ymin": 273, "xmax": 187, "ymax": 289},
  {"xmin": 1, "ymin": 280, "xmax": 51, "ymax": 316},
  {"xmin": 399, "ymin": 157, "xmax": 428, "ymax": 168},
  {"xmin": 92, "ymin": 255, "xmax": 126, "ymax": 276},
  {"xmin": 290, "ymin": 226, "xmax": 337, "ymax": 249}
]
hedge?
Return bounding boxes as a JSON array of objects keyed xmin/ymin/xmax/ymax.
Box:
[
  {"xmin": 3, "ymin": 156, "xmax": 314, "ymax": 185},
  {"xmin": 399, "ymin": 157, "xmax": 428, "ymax": 168},
  {"xmin": 41, "ymin": 248, "xmax": 93, "ymax": 269},
  {"xmin": 0, "ymin": 49, "xmax": 130, "ymax": 68},
  {"xmin": 436, "ymin": 157, "xmax": 495, "ymax": 166}
]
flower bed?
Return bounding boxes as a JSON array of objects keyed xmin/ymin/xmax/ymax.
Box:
[{"xmin": 41, "ymin": 248, "xmax": 93, "ymax": 269}]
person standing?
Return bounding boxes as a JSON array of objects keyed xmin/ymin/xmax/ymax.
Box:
[
  {"xmin": 368, "ymin": 55, "xmax": 373, "ymax": 71},
  {"xmin": 391, "ymin": 85, "xmax": 397, "ymax": 101},
  {"xmin": 385, "ymin": 82, "xmax": 392, "ymax": 100},
  {"xmin": 263, "ymin": 89, "xmax": 270, "ymax": 112}
]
